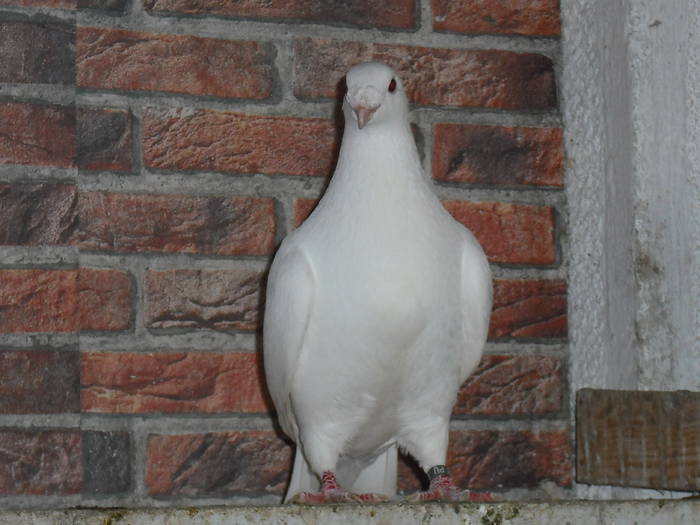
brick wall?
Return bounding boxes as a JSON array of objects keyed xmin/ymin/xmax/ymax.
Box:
[{"xmin": 0, "ymin": 0, "xmax": 570, "ymax": 507}]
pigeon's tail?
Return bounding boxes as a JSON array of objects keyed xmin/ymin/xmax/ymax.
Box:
[
  {"xmin": 284, "ymin": 447, "xmax": 320, "ymax": 503},
  {"xmin": 283, "ymin": 443, "xmax": 398, "ymax": 502}
]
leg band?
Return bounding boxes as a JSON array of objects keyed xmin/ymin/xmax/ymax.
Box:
[{"xmin": 427, "ymin": 464, "xmax": 450, "ymax": 480}]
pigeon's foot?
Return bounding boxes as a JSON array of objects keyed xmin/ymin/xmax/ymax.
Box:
[
  {"xmin": 407, "ymin": 465, "xmax": 467, "ymax": 503},
  {"xmin": 290, "ymin": 471, "xmax": 389, "ymax": 505}
]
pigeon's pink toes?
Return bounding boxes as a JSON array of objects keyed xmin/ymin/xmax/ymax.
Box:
[
  {"xmin": 290, "ymin": 489, "xmax": 361, "ymax": 504},
  {"xmin": 406, "ymin": 472, "xmax": 467, "ymax": 503},
  {"xmin": 354, "ymin": 492, "xmax": 389, "ymax": 503}
]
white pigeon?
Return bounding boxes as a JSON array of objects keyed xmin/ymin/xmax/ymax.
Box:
[{"xmin": 263, "ymin": 62, "xmax": 492, "ymax": 503}]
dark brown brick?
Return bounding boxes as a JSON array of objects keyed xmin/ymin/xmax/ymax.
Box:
[
  {"xmin": 81, "ymin": 352, "xmax": 270, "ymax": 413},
  {"xmin": 433, "ymin": 124, "xmax": 564, "ymax": 187},
  {"xmin": 0, "ymin": 351, "xmax": 79, "ymax": 414},
  {"xmin": 0, "ymin": 103, "xmax": 76, "ymax": 168},
  {"xmin": 78, "ymin": 268, "xmax": 133, "ymax": 331},
  {"xmin": 293, "ymin": 38, "xmax": 557, "ymax": 110},
  {"xmin": 398, "ymin": 429, "xmax": 572, "ymax": 491},
  {"xmin": 82, "ymin": 430, "xmax": 131, "ymax": 495},
  {"xmin": 77, "ymin": 107, "xmax": 133, "ymax": 172},
  {"xmin": 143, "ymin": 0, "xmax": 416, "ymax": 30},
  {"xmin": 432, "ymin": 0, "xmax": 561, "ymax": 37},
  {"xmin": 0, "ymin": 430, "xmax": 81, "ymax": 495},
  {"xmin": 577, "ymin": 389, "xmax": 700, "ymax": 491},
  {"xmin": 76, "ymin": 27, "xmax": 274, "ymax": 100},
  {"xmin": 144, "ymin": 269, "xmax": 263, "ymax": 331},
  {"xmin": 0, "ymin": 270, "xmax": 78, "ymax": 333},
  {"xmin": 71, "ymin": 191, "xmax": 275, "ymax": 256},
  {"xmin": 0, "ymin": 183, "xmax": 79, "ymax": 245},
  {"xmin": 78, "ymin": 0, "xmax": 126, "ymax": 10},
  {"xmin": 490, "ymin": 279, "xmax": 567, "ymax": 339},
  {"xmin": 143, "ymin": 108, "xmax": 338, "ymax": 177},
  {"xmin": 454, "ymin": 355, "xmax": 562, "ymax": 416},
  {"xmin": 145, "ymin": 431, "xmax": 292, "ymax": 497},
  {"xmin": 0, "ymin": 18, "xmax": 74, "ymax": 85}
]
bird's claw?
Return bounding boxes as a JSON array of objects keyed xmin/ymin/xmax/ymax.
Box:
[{"xmin": 290, "ymin": 490, "xmax": 388, "ymax": 504}]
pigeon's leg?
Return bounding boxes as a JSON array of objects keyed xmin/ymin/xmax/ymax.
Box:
[
  {"xmin": 402, "ymin": 422, "xmax": 467, "ymax": 502},
  {"xmin": 407, "ymin": 464, "xmax": 465, "ymax": 502},
  {"xmin": 289, "ymin": 431, "xmax": 389, "ymax": 504}
]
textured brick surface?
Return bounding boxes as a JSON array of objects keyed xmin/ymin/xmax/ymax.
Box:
[
  {"xmin": 145, "ymin": 269, "xmax": 263, "ymax": 331},
  {"xmin": 296, "ymin": 199, "xmax": 556, "ymax": 265},
  {"xmin": 78, "ymin": 268, "xmax": 133, "ymax": 331},
  {"xmin": 77, "ymin": 107, "xmax": 132, "ymax": 172},
  {"xmin": 0, "ymin": 184, "xmax": 78, "ymax": 245},
  {"xmin": 0, "ymin": 103, "xmax": 76, "ymax": 167},
  {"xmin": 0, "ymin": 351, "xmax": 80, "ymax": 414},
  {"xmin": 490, "ymin": 279, "xmax": 567, "ymax": 338},
  {"xmin": 454, "ymin": 355, "xmax": 561, "ymax": 416},
  {"xmin": 0, "ymin": 0, "xmax": 74, "ymax": 6},
  {"xmin": 82, "ymin": 352, "xmax": 270, "ymax": 413},
  {"xmin": 145, "ymin": 431, "xmax": 292, "ymax": 497},
  {"xmin": 444, "ymin": 201, "xmax": 556, "ymax": 265},
  {"xmin": 432, "ymin": 0, "xmax": 561, "ymax": 37},
  {"xmin": 577, "ymin": 389, "xmax": 700, "ymax": 491},
  {"xmin": 0, "ymin": 430, "xmax": 81, "ymax": 495},
  {"xmin": 398, "ymin": 430, "xmax": 571, "ymax": 491},
  {"xmin": 0, "ymin": 19, "xmax": 74, "ymax": 85},
  {"xmin": 78, "ymin": 0, "xmax": 126, "ymax": 10},
  {"xmin": 82, "ymin": 431, "xmax": 131, "ymax": 495},
  {"xmin": 143, "ymin": 108, "xmax": 338, "ymax": 177},
  {"xmin": 144, "ymin": 0, "xmax": 416, "ymax": 30},
  {"xmin": 77, "ymin": 28, "xmax": 274, "ymax": 100},
  {"xmin": 294, "ymin": 38, "xmax": 557, "ymax": 110},
  {"xmin": 0, "ymin": 270, "xmax": 78, "ymax": 333},
  {"xmin": 433, "ymin": 124, "xmax": 564, "ymax": 187},
  {"xmin": 72, "ymin": 192, "xmax": 275, "ymax": 256}
]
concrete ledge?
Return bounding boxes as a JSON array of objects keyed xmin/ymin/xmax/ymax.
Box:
[{"xmin": 1, "ymin": 500, "xmax": 699, "ymax": 525}]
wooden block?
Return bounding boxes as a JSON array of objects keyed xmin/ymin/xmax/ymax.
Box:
[{"xmin": 576, "ymin": 389, "xmax": 700, "ymax": 490}]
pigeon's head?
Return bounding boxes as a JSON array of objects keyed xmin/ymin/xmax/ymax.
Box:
[{"xmin": 344, "ymin": 62, "xmax": 408, "ymax": 130}]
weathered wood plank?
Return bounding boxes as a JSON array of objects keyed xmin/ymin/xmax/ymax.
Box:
[{"xmin": 576, "ymin": 389, "xmax": 700, "ymax": 490}]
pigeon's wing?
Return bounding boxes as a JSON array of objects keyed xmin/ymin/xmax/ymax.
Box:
[
  {"xmin": 263, "ymin": 246, "xmax": 316, "ymax": 440},
  {"xmin": 458, "ymin": 232, "xmax": 493, "ymax": 382}
]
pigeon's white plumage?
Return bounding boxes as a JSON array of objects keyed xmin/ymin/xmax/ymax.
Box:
[{"xmin": 263, "ymin": 62, "xmax": 492, "ymax": 503}]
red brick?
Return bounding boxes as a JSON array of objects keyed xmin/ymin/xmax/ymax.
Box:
[
  {"xmin": 145, "ymin": 431, "xmax": 292, "ymax": 496},
  {"xmin": 432, "ymin": 0, "xmax": 561, "ymax": 37},
  {"xmin": 0, "ymin": 183, "xmax": 79, "ymax": 245},
  {"xmin": 76, "ymin": 27, "xmax": 274, "ymax": 100},
  {"xmin": 0, "ymin": 0, "xmax": 74, "ymax": 6},
  {"xmin": 78, "ymin": 268, "xmax": 132, "ymax": 331},
  {"xmin": 433, "ymin": 124, "xmax": 563, "ymax": 187},
  {"xmin": 71, "ymin": 191, "xmax": 275, "ymax": 256},
  {"xmin": 81, "ymin": 352, "xmax": 269, "ymax": 413},
  {"xmin": 145, "ymin": 269, "xmax": 263, "ymax": 331},
  {"xmin": 293, "ymin": 38, "xmax": 556, "ymax": 110},
  {"xmin": 0, "ymin": 270, "xmax": 78, "ymax": 333},
  {"xmin": 0, "ymin": 430, "xmax": 81, "ymax": 495},
  {"xmin": 0, "ymin": 351, "xmax": 79, "ymax": 414},
  {"xmin": 444, "ymin": 201, "xmax": 556, "ymax": 265},
  {"xmin": 398, "ymin": 429, "xmax": 572, "ymax": 491},
  {"xmin": 0, "ymin": 19, "xmax": 74, "ymax": 84},
  {"xmin": 143, "ymin": 108, "xmax": 338, "ymax": 177},
  {"xmin": 144, "ymin": 0, "xmax": 416, "ymax": 30},
  {"xmin": 454, "ymin": 355, "xmax": 561, "ymax": 416},
  {"xmin": 0, "ymin": 103, "xmax": 75, "ymax": 168},
  {"xmin": 77, "ymin": 107, "xmax": 133, "ymax": 172},
  {"xmin": 490, "ymin": 279, "xmax": 567, "ymax": 339}
]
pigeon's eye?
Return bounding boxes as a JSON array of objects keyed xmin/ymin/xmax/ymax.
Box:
[{"xmin": 388, "ymin": 78, "xmax": 397, "ymax": 93}]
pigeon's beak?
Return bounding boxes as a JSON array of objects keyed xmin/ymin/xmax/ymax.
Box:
[{"xmin": 352, "ymin": 104, "xmax": 378, "ymax": 130}]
